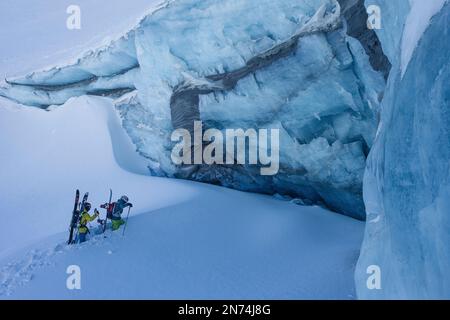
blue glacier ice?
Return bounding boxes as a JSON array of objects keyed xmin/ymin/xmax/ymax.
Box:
[
  {"xmin": 0, "ymin": 0, "xmax": 386, "ymax": 219},
  {"xmin": 356, "ymin": 1, "xmax": 450, "ymax": 299},
  {"xmin": 364, "ymin": 0, "xmax": 410, "ymax": 64}
]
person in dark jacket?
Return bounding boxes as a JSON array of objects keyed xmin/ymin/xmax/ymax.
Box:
[{"xmin": 110, "ymin": 195, "xmax": 133, "ymax": 231}]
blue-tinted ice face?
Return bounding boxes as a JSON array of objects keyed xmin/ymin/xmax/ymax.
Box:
[{"xmin": 356, "ymin": 1, "xmax": 450, "ymax": 299}]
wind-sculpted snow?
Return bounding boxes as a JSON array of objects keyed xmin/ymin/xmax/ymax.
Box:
[
  {"xmin": 0, "ymin": 0, "xmax": 386, "ymax": 219},
  {"xmin": 356, "ymin": 2, "xmax": 450, "ymax": 299}
]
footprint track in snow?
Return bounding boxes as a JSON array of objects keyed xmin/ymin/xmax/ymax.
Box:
[{"xmin": 0, "ymin": 230, "xmax": 119, "ymax": 296}]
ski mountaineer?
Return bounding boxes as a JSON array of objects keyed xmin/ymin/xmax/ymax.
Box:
[
  {"xmin": 78, "ymin": 203, "xmax": 99, "ymax": 243},
  {"xmin": 110, "ymin": 195, "xmax": 133, "ymax": 231}
]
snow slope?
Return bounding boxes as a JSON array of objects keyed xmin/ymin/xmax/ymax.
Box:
[
  {"xmin": 0, "ymin": 95, "xmax": 363, "ymax": 299},
  {"xmin": 0, "ymin": 0, "xmax": 161, "ymax": 80}
]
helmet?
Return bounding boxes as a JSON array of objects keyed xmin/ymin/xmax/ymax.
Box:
[
  {"xmin": 84, "ymin": 202, "xmax": 92, "ymax": 211},
  {"xmin": 120, "ymin": 195, "xmax": 129, "ymax": 203}
]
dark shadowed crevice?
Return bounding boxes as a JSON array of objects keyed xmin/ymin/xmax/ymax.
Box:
[{"xmin": 337, "ymin": 0, "xmax": 391, "ymax": 78}]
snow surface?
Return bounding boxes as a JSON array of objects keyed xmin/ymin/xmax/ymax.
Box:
[
  {"xmin": 0, "ymin": 0, "xmax": 161, "ymax": 80},
  {"xmin": 0, "ymin": 95, "xmax": 196, "ymax": 255},
  {"xmin": 0, "ymin": 95, "xmax": 364, "ymax": 299}
]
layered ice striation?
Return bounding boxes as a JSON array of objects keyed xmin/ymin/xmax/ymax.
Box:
[
  {"xmin": 356, "ymin": 1, "xmax": 450, "ymax": 298},
  {"xmin": 0, "ymin": 0, "xmax": 386, "ymax": 219}
]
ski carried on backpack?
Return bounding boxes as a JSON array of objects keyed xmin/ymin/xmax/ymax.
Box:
[
  {"xmin": 79, "ymin": 192, "xmax": 89, "ymax": 213},
  {"xmin": 99, "ymin": 189, "xmax": 113, "ymax": 234},
  {"xmin": 67, "ymin": 189, "xmax": 80, "ymax": 245},
  {"xmin": 68, "ymin": 191, "xmax": 88, "ymax": 245},
  {"xmin": 122, "ymin": 206, "xmax": 132, "ymax": 237}
]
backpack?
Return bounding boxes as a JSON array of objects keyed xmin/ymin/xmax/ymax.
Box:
[
  {"xmin": 101, "ymin": 202, "xmax": 115, "ymax": 219},
  {"xmin": 107, "ymin": 202, "xmax": 115, "ymax": 219}
]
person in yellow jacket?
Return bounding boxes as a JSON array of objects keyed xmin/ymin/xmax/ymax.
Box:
[{"xmin": 78, "ymin": 203, "xmax": 99, "ymax": 243}]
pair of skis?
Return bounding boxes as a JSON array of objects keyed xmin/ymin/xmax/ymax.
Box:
[{"xmin": 67, "ymin": 190, "xmax": 89, "ymax": 245}]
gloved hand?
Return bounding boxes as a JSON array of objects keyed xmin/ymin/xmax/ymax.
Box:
[
  {"xmin": 94, "ymin": 208, "xmax": 99, "ymax": 216},
  {"xmin": 128, "ymin": 203, "xmax": 133, "ymax": 208}
]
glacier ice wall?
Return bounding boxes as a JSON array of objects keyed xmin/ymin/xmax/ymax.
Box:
[
  {"xmin": 356, "ymin": 1, "xmax": 450, "ymax": 298},
  {"xmin": 363, "ymin": 0, "xmax": 411, "ymax": 64},
  {"xmin": 0, "ymin": 0, "xmax": 386, "ymax": 219}
]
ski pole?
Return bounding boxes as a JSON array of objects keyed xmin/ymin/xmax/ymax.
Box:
[{"xmin": 122, "ymin": 206, "xmax": 131, "ymax": 236}]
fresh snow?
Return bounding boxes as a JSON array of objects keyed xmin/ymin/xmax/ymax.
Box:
[
  {"xmin": 0, "ymin": 95, "xmax": 364, "ymax": 299},
  {"xmin": 401, "ymin": 0, "xmax": 447, "ymax": 76},
  {"xmin": 0, "ymin": 0, "xmax": 162, "ymax": 80},
  {"xmin": 0, "ymin": 95, "xmax": 196, "ymax": 255}
]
